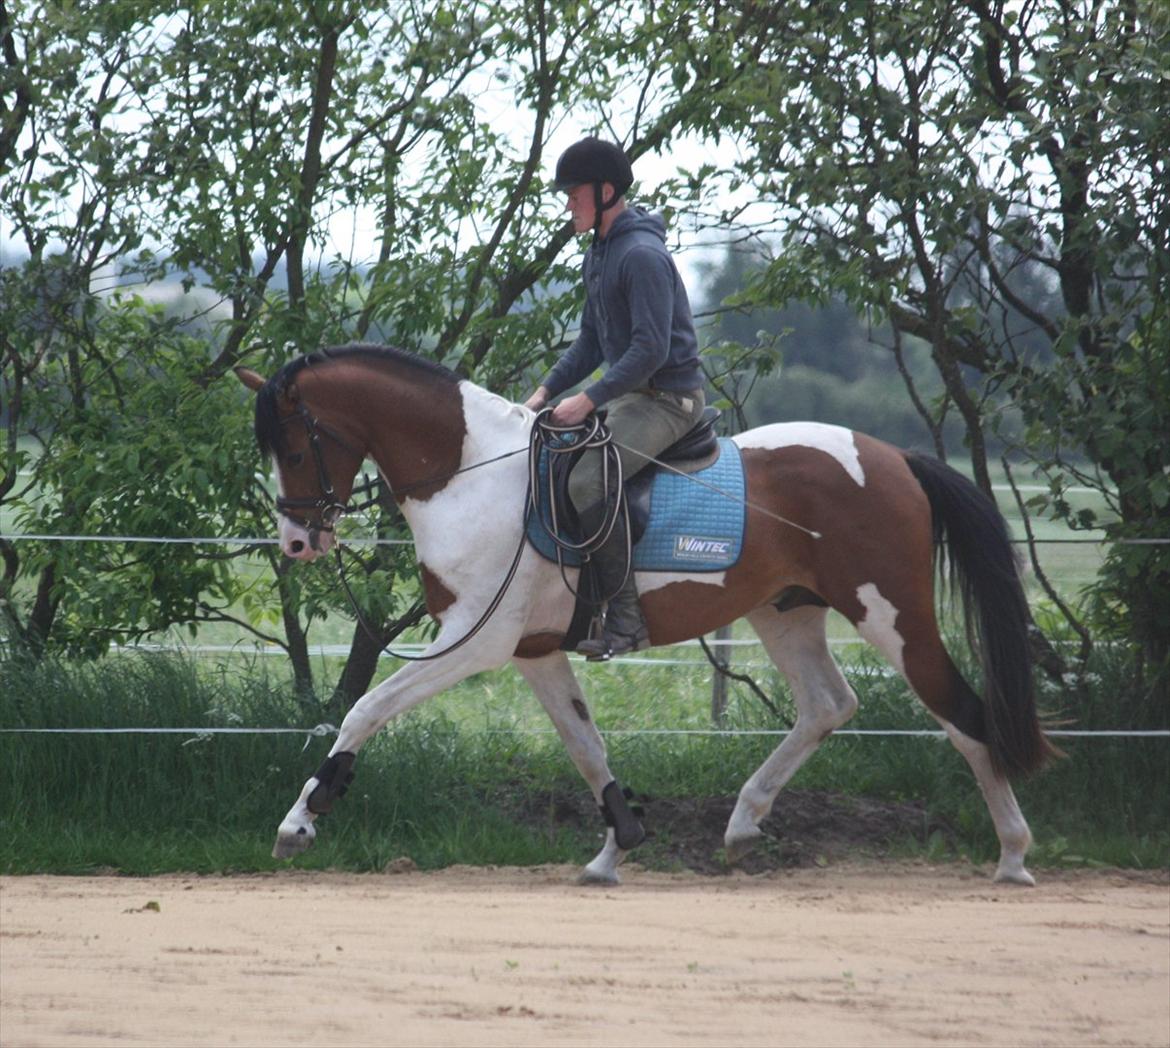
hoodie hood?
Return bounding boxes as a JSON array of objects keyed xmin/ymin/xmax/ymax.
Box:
[{"xmin": 600, "ymin": 206, "xmax": 666, "ymax": 246}]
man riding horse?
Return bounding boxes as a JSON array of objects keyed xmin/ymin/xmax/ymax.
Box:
[{"xmin": 524, "ymin": 137, "xmax": 706, "ymax": 659}]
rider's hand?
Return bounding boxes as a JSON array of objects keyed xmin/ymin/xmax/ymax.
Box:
[
  {"xmin": 550, "ymin": 392, "xmax": 596, "ymax": 426},
  {"xmin": 524, "ymin": 387, "xmax": 550, "ymax": 412}
]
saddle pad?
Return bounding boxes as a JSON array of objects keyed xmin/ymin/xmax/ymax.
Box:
[{"xmin": 526, "ymin": 438, "xmax": 745, "ymax": 572}]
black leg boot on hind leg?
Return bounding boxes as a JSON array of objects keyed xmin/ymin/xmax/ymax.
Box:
[{"xmin": 575, "ymin": 508, "xmax": 649, "ymax": 662}]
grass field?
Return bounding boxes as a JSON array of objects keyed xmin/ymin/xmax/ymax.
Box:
[{"xmin": 1, "ymin": 631, "xmax": 1165, "ymax": 877}]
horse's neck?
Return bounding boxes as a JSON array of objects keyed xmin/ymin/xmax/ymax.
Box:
[
  {"xmin": 352, "ymin": 370, "xmax": 529, "ymax": 503},
  {"xmin": 394, "ymin": 382, "xmax": 532, "ymax": 568},
  {"xmin": 456, "ymin": 382, "xmax": 533, "ymax": 462}
]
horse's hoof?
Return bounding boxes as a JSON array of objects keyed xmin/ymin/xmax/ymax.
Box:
[
  {"xmin": 724, "ymin": 826, "xmax": 763, "ymax": 865},
  {"xmin": 272, "ymin": 823, "xmax": 316, "ymax": 860},
  {"xmin": 578, "ymin": 866, "xmax": 621, "ymax": 886},
  {"xmin": 993, "ymin": 864, "xmax": 1036, "ymax": 886}
]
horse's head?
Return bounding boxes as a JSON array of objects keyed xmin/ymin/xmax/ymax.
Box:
[{"xmin": 237, "ymin": 364, "xmax": 368, "ymax": 561}]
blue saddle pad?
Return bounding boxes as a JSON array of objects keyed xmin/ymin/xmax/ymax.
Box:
[{"xmin": 526, "ymin": 438, "xmax": 745, "ymax": 572}]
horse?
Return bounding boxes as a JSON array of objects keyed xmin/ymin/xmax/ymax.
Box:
[{"xmin": 236, "ymin": 343, "xmax": 1054, "ymax": 885}]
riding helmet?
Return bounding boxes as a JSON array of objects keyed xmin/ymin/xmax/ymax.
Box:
[{"xmin": 553, "ymin": 137, "xmax": 633, "ymax": 198}]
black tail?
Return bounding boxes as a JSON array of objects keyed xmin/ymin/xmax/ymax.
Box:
[{"xmin": 904, "ymin": 452, "xmax": 1054, "ymax": 777}]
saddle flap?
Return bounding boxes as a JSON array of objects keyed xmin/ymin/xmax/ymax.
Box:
[{"xmin": 657, "ymin": 406, "xmax": 721, "ymax": 469}]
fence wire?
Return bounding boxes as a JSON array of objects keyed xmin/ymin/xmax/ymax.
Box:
[{"xmin": 1, "ymin": 530, "xmax": 1164, "ymax": 741}]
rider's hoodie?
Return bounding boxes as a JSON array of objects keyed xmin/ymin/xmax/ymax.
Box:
[{"xmin": 540, "ymin": 207, "xmax": 702, "ymax": 409}]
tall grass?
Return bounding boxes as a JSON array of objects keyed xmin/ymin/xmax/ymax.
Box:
[
  {"xmin": 1, "ymin": 646, "xmax": 1165, "ymax": 874},
  {"xmin": 0, "ymin": 651, "xmax": 600, "ymax": 873}
]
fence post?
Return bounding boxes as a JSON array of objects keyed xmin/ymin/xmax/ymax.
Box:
[{"xmin": 710, "ymin": 624, "xmax": 732, "ymax": 724}]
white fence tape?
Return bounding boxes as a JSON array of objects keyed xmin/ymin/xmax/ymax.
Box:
[
  {"xmin": 1, "ymin": 532, "xmax": 1164, "ymax": 740},
  {"xmin": 1, "ymin": 726, "xmax": 1164, "ymax": 738},
  {"xmin": 4, "ymin": 532, "xmax": 1167, "ymax": 546}
]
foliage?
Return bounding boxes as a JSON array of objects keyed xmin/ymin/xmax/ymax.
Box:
[
  {"xmin": 0, "ymin": 0, "xmax": 738, "ymax": 686},
  {"xmin": 667, "ymin": 0, "xmax": 1170, "ymax": 671},
  {"xmin": 2, "ymin": 0, "xmax": 1165, "ymax": 695}
]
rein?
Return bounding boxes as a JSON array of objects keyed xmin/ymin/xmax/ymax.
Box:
[
  {"xmin": 273, "ymin": 400, "xmax": 531, "ymax": 662},
  {"xmin": 331, "ymin": 511, "xmax": 531, "ymax": 663},
  {"xmin": 527, "ymin": 409, "xmax": 632, "ymax": 606}
]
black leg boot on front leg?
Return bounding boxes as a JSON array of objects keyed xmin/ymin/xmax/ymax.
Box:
[{"xmin": 575, "ymin": 507, "xmax": 649, "ymax": 661}]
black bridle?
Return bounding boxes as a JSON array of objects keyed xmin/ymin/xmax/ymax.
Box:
[
  {"xmin": 274, "ymin": 402, "xmax": 380, "ymax": 549},
  {"xmin": 270, "ymin": 398, "xmax": 532, "ymax": 662}
]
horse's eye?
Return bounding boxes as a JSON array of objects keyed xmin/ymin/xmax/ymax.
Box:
[{"xmin": 287, "ymin": 452, "xmax": 305, "ymax": 468}]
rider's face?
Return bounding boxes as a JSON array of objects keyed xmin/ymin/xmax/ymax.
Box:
[{"xmin": 565, "ymin": 183, "xmax": 608, "ymax": 234}]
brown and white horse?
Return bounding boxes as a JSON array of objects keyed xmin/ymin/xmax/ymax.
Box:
[{"xmin": 237, "ymin": 344, "xmax": 1054, "ymax": 885}]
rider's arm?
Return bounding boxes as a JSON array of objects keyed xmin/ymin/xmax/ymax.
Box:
[{"xmin": 584, "ymin": 245, "xmax": 674, "ymax": 407}]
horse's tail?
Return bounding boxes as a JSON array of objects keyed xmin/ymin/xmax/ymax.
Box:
[{"xmin": 903, "ymin": 452, "xmax": 1056, "ymax": 777}]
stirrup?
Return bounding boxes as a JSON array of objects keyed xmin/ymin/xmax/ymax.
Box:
[
  {"xmin": 576, "ymin": 623, "xmax": 649, "ymax": 662},
  {"xmin": 576, "ymin": 615, "xmax": 611, "ymax": 661}
]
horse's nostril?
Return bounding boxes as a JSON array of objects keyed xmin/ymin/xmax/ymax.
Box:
[{"xmin": 289, "ymin": 540, "xmax": 305, "ymax": 555}]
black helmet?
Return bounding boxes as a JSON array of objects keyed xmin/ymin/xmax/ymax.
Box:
[{"xmin": 554, "ymin": 137, "xmax": 633, "ymax": 198}]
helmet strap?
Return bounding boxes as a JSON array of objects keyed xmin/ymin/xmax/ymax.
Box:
[{"xmin": 591, "ymin": 182, "xmax": 620, "ymax": 244}]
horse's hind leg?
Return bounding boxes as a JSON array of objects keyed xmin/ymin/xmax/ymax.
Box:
[
  {"xmin": 725, "ymin": 605, "xmax": 859, "ymax": 862},
  {"xmin": 512, "ymin": 651, "xmax": 641, "ymax": 885},
  {"xmin": 853, "ymin": 599, "xmax": 1035, "ymax": 885},
  {"xmin": 939, "ymin": 718, "xmax": 1034, "ymax": 885}
]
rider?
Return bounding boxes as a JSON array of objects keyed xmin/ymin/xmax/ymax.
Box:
[{"xmin": 524, "ymin": 137, "xmax": 705, "ymax": 659}]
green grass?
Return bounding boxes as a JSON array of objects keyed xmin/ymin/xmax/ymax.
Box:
[{"xmin": 1, "ymin": 645, "xmax": 1165, "ymax": 875}]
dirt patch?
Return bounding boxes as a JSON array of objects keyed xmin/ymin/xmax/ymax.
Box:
[
  {"xmin": 1, "ymin": 865, "xmax": 1167, "ymax": 1047},
  {"xmin": 514, "ymin": 786, "xmax": 948, "ymax": 873}
]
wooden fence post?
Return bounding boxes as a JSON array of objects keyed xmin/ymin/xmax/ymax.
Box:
[{"xmin": 710, "ymin": 623, "xmax": 732, "ymax": 724}]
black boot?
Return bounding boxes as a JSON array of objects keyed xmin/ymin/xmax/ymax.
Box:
[
  {"xmin": 575, "ymin": 508, "xmax": 649, "ymax": 661},
  {"xmin": 576, "ymin": 572, "xmax": 650, "ymax": 660}
]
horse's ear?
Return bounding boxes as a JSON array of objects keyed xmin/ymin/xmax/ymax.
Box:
[{"xmin": 235, "ymin": 367, "xmax": 266, "ymax": 393}]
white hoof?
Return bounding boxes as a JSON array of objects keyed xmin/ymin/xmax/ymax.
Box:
[
  {"xmin": 993, "ymin": 862, "xmax": 1036, "ymax": 886},
  {"xmin": 724, "ymin": 825, "xmax": 763, "ymax": 865},
  {"xmin": 272, "ymin": 821, "xmax": 316, "ymax": 860},
  {"xmin": 579, "ymin": 865, "xmax": 621, "ymax": 886}
]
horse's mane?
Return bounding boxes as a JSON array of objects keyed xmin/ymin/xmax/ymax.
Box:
[{"xmin": 253, "ymin": 343, "xmax": 459, "ymax": 459}]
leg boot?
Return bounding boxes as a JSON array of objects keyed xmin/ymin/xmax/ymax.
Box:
[
  {"xmin": 575, "ymin": 572, "xmax": 649, "ymax": 660},
  {"xmin": 575, "ymin": 510, "xmax": 649, "ymax": 661}
]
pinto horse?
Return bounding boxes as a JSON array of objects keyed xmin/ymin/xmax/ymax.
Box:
[{"xmin": 237, "ymin": 344, "xmax": 1053, "ymax": 885}]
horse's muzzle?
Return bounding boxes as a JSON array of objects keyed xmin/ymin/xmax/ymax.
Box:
[{"xmin": 280, "ymin": 519, "xmax": 333, "ymax": 560}]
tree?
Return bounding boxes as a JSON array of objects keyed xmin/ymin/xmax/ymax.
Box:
[
  {"xmin": 670, "ymin": 0, "xmax": 1169, "ymax": 679},
  {"xmin": 1, "ymin": 0, "xmax": 773, "ymax": 704}
]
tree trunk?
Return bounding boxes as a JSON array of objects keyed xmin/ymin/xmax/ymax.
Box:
[
  {"xmin": 331, "ymin": 600, "xmax": 428, "ymax": 715},
  {"xmin": 272, "ymin": 559, "xmax": 314, "ymax": 701},
  {"xmin": 333, "ymin": 619, "xmax": 385, "ymax": 713},
  {"xmin": 24, "ymin": 561, "xmax": 60, "ymax": 657}
]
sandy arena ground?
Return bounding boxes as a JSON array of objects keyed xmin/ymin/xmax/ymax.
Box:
[{"xmin": 1, "ymin": 863, "xmax": 1167, "ymax": 1048}]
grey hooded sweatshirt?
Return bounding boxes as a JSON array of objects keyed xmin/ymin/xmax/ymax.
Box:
[{"xmin": 541, "ymin": 207, "xmax": 702, "ymax": 408}]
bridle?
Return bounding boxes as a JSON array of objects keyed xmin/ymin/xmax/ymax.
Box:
[
  {"xmin": 274, "ymin": 402, "xmax": 380, "ymax": 549},
  {"xmin": 270, "ymin": 395, "xmax": 532, "ymax": 662}
]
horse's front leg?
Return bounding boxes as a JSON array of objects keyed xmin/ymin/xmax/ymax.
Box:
[
  {"xmin": 273, "ymin": 644, "xmax": 503, "ymax": 859},
  {"xmin": 512, "ymin": 651, "xmax": 644, "ymax": 885}
]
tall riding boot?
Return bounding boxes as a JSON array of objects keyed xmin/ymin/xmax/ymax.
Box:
[{"xmin": 575, "ymin": 508, "xmax": 650, "ymax": 661}]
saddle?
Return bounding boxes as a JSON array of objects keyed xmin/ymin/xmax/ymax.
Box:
[
  {"xmin": 528, "ymin": 407, "xmax": 744, "ymax": 566},
  {"xmin": 617, "ymin": 406, "xmax": 722, "ymax": 543},
  {"xmin": 527, "ymin": 408, "xmax": 745, "ymax": 650},
  {"xmin": 543, "ymin": 407, "xmax": 722, "ymax": 547}
]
